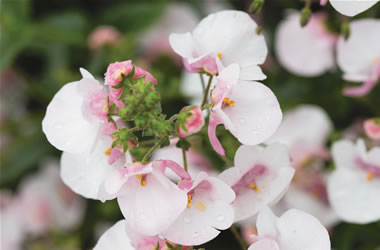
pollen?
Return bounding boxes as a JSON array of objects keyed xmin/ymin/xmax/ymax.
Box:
[
  {"xmin": 104, "ymin": 148, "xmax": 112, "ymax": 156},
  {"xmin": 217, "ymin": 52, "xmax": 223, "ymax": 59},
  {"xmin": 136, "ymin": 174, "xmax": 146, "ymax": 186},
  {"xmin": 196, "ymin": 201, "xmax": 206, "ymax": 212},
  {"xmin": 367, "ymin": 172, "xmax": 374, "ymax": 181},
  {"xmin": 249, "ymin": 182, "xmax": 260, "ymax": 192},
  {"xmin": 187, "ymin": 194, "xmax": 193, "ymax": 208},
  {"xmin": 223, "ymin": 97, "xmax": 235, "ymax": 107}
]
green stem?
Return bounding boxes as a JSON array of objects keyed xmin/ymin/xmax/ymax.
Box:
[
  {"xmin": 201, "ymin": 75, "xmax": 214, "ymax": 107},
  {"xmin": 142, "ymin": 137, "xmax": 166, "ymax": 164},
  {"xmin": 199, "ymin": 73, "xmax": 206, "ymax": 95},
  {"xmin": 182, "ymin": 147, "xmax": 188, "ymax": 172},
  {"xmin": 168, "ymin": 114, "xmax": 179, "ymax": 123},
  {"xmin": 125, "ymin": 127, "xmax": 141, "ymax": 134},
  {"xmin": 201, "ymin": 103, "xmax": 214, "ymax": 110},
  {"xmin": 230, "ymin": 225, "xmax": 247, "ymax": 250}
]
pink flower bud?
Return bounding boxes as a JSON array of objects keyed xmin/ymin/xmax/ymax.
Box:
[
  {"xmin": 177, "ymin": 106, "xmax": 204, "ymax": 138},
  {"xmin": 364, "ymin": 118, "xmax": 380, "ymax": 140},
  {"xmin": 88, "ymin": 25, "xmax": 121, "ymax": 50}
]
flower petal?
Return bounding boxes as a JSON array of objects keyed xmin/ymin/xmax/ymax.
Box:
[
  {"xmin": 208, "ymin": 112, "xmax": 225, "ymax": 156},
  {"xmin": 329, "ymin": 0, "xmax": 379, "ymax": 17},
  {"xmin": 93, "ymin": 220, "xmax": 134, "ymax": 250}
]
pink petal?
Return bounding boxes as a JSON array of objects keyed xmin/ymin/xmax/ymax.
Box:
[
  {"xmin": 343, "ymin": 78, "xmax": 378, "ymax": 97},
  {"xmin": 208, "ymin": 112, "xmax": 225, "ymax": 156}
]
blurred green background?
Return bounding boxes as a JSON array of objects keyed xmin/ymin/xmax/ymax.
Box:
[{"xmin": 1, "ymin": 0, "xmax": 380, "ymax": 249}]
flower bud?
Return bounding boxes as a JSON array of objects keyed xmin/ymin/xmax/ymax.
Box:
[
  {"xmin": 341, "ymin": 22, "xmax": 351, "ymax": 40},
  {"xmin": 364, "ymin": 118, "xmax": 380, "ymax": 140},
  {"xmin": 177, "ymin": 106, "xmax": 204, "ymax": 138},
  {"xmin": 300, "ymin": 8, "xmax": 312, "ymax": 27},
  {"xmin": 249, "ymin": 0, "xmax": 265, "ymax": 15}
]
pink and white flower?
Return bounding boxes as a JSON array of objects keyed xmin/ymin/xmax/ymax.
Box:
[
  {"xmin": 275, "ymin": 12, "xmax": 336, "ymax": 77},
  {"xmin": 208, "ymin": 64, "xmax": 282, "ymax": 155},
  {"xmin": 337, "ymin": 19, "xmax": 380, "ymax": 96},
  {"xmin": 248, "ymin": 207, "xmax": 330, "ymax": 250},
  {"xmin": 42, "ymin": 68, "xmax": 112, "ymax": 154},
  {"xmin": 94, "ymin": 219, "xmax": 171, "ymax": 250},
  {"xmin": 364, "ymin": 118, "xmax": 380, "ymax": 140},
  {"xmin": 266, "ymin": 105, "xmax": 332, "ymax": 167},
  {"xmin": 101, "ymin": 160, "xmax": 190, "ymax": 236},
  {"xmin": 16, "ymin": 162, "xmax": 84, "ymax": 235},
  {"xmin": 161, "ymin": 172, "xmax": 235, "ymax": 245},
  {"xmin": 152, "ymin": 139, "xmax": 215, "ymax": 181},
  {"xmin": 177, "ymin": 106, "xmax": 205, "ymax": 137},
  {"xmin": 327, "ymin": 0, "xmax": 379, "ymax": 17},
  {"xmin": 219, "ymin": 144, "xmax": 294, "ymax": 222},
  {"xmin": 88, "ymin": 25, "xmax": 122, "ymax": 50},
  {"xmin": 327, "ymin": 139, "xmax": 380, "ymax": 223},
  {"xmin": 169, "ymin": 10, "xmax": 267, "ymax": 80},
  {"xmin": 60, "ymin": 137, "xmax": 131, "ymax": 200}
]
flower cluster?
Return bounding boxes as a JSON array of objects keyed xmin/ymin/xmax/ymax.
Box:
[{"xmin": 40, "ymin": 5, "xmax": 380, "ymax": 250}]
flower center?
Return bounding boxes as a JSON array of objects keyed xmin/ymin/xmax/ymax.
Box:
[
  {"xmin": 114, "ymin": 68, "xmax": 127, "ymax": 80},
  {"xmin": 356, "ymin": 157, "xmax": 380, "ymax": 182},
  {"xmin": 136, "ymin": 174, "xmax": 147, "ymax": 186},
  {"xmin": 217, "ymin": 52, "xmax": 223, "ymax": 59},
  {"xmin": 222, "ymin": 97, "xmax": 235, "ymax": 107},
  {"xmin": 232, "ymin": 164, "xmax": 267, "ymax": 195},
  {"xmin": 104, "ymin": 148, "xmax": 112, "ymax": 156},
  {"xmin": 187, "ymin": 194, "xmax": 193, "ymax": 208}
]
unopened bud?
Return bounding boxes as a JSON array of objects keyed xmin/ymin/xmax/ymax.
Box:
[
  {"xmin": 300, "ymin": 8, "xmax": 312, "ymax": 27},
  {"xmin": 341, "ymin": 22, "xmax": 351, "ymax": 40},
  {"xmin": 177, "ymin": 106, "xmax": 205, "ymax": 138},
  {"xmin": 249, "ymin": 0, "xmax": 265, "ymax": 15},
  {"xmin": 364, "ymin": 118, "xmax": 380, "ymax": 140}
]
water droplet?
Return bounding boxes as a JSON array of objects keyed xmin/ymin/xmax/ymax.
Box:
[
  {"xmin": 217, "ymin": 215, "xmax": 224, "ymax": 222},
  {"xmin": 183, "ymin": 217, "xmax": 191, "ymax": 224},
  {"xmin": 192, "ymin": 232, "xmax": 199, "ymax": 238},
  {"xmin": 55, "ymin": 122, "xmax": 64, "ymax": 129}
]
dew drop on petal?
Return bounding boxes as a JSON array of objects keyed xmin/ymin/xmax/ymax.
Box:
[
  {"xmin": 216, "ymin": 214, "xmax": 224, "ymax": 222},
  {"xmin": 183, "ymin": 217, "xmax": 192, "ymax": 224}
]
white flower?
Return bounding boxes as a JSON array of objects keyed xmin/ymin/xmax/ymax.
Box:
[
  {"xmin": 219, "ymin": 144, "xmax": 294, "ymax": 222},
  {"xmin": 275, "ymin": 12, "xmax": 336, "ymax": 77},
  {"xmin": 329, "ymin": 0, "xmax": 379, "ymax": 17},
  {"xmin": 169, "ymin": 10, "xmax": 267, "ymax": 80},
  {"xmin": 248, "ymin": 207, "xmax": 330, "ymax": 250},
  {"xmin": 327, "ymin": 139, "xmax": 380, "ymax": 223}
]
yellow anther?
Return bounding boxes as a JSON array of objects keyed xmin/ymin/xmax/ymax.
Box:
[
  {"xmin": 114, "ymin": 68, "xmax": 126, "ymax": 80},
  {"xmin": 367, "ymin": 172, "xmax": 374, "ymax": 182},
  {"xmin": 136, "ymin": 174, "xmax": 146, "ymax": 186},
  {"xmin": 249, "ymin": 182, "xmax": 260, "ymax": 192},
  {"xmin": 187, "ymin": 194, "xmax": 193, "ymax": 208},
  {"xmin": 223, "ymin": 97, "xmax": 235, "ymax": 107},
  {"xmin": 196, "ymin": 201, "xmax": 206, "ymax": 212},
  {"xmin": 217, "ymin": 52, "xmax": 223, "ymax": 59},
  {"xmin": 372, "ymin": 56, "xmax": 379, "ymax": 64},
  {"xmin": 104, "ymin": 148, "xmax": 112, "ymax": 156},
  {"xmin": 102, "ymin": 101, "xmax": 109, "ymax": 113}
]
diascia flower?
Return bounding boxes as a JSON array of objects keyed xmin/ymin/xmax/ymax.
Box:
[
  {"xmin": 101, "ymin": 160, "xmax": 190, "ymax": 236},
  {"xmin": 94, "ymin": 219, "xmax": 173, "ymax": 250},
  {"xmin": 337, "ymin": 19, "xmax": 380, "ymax": 96},
  {"xmin": 219, "ymin": 144, "xmax": 294, "ymax": 222},
  {"xmin": 325, "ymin": 0, "xmax": 379, "ymax": 17},
  {"xmin": 161, "ymin": 172, "xmax": 235, "ymax": 246},
  {"xmin": 208, "ymin": 64, "xmax": 282, "ymax": 155},
  {"xmin": 169, "ymin": 10, "xmax": 268, "ymax": 80},
  {"xmin": 247, "ymin": 207, "xmax": 330, "ymax": 250},
  {"xmin": 275, "ymin": 12, "xmax": 336, "ymax": 77},
  {"xmin": 177, "ymin": 106, "xmax": 205, "ymax": 138},
  {"xmin": 42, "ymin": 68, "xmax": 112, "ymax": 154},
  {"xmin": 327, "ymin": 139, "xmax": 380, "ymax": 224}
]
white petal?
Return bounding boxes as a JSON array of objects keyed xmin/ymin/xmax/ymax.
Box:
[
  {"xmin": 275, "ymin": 12, "xmax": 335, "ymax": 76},
  {"xmin": 328, "ymin": 168, "xmax": 380, "ymax": 223},
  {"xmin": 169, "ymin": 32, "xmax": 197, "ymax": 58},
  {"xmin": 223, "ymin": 81, "xmax": 282, "ymax": 145},
  {"xmin": 337, "ymin": 19, "xmax": 380, "ymax": 82},
  {"xmin": 329, "ymin": 0, "xmax": 379, "ymax": 17},
  {"xmin": 194, "ymin": 11, "xmax": 267, "ymax": 68},
  {"xmin": 42, "ymin": 81, "xmax": 100, "ymax": 153},
  {"xmin": 60, "ymin": 138, "xmax": 123, "ymax": 200},
  {"xmin": 276, "ymin": 209, "xmax": 330, "ymax": 250},
  {"xmin": 80, "ymin": 68, "xmax": 95, "ymax": 79},
  {"xmin": 256, "ymin": 206, "xmax": 279, "ymax": 237},
  {"xmin": 94, "ymin": 220, "xmax": 134, "ymax": 250},
  {"xmin": 118, "ymin": 170, "xmax": 187, "ymax": 236},
  {"xmin": 331, "ymin": 140, "xmax": 357, "ymax": 170},
  {"xmin": 162, "ymin": 177, "xmax": 235, "ymax": 246},
  {"xmin": 248, "ymin": 238, "xmax": 280, "ymax": 250},
  {"xmin": 239, "ymin": 65, "xmax": 267, "ymax": 81}
]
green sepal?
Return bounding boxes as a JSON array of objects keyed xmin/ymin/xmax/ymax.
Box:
[
  {"xmin": 160, "ymin": 136, "xmax": 170, "ymax": 148},
  {"xmin": 300, "ymin": 7, "xmax": 312, "ymax": 27},
  {"xmin": 176, "ymin": 138, "xmax": 191, "ymax": 151}
]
